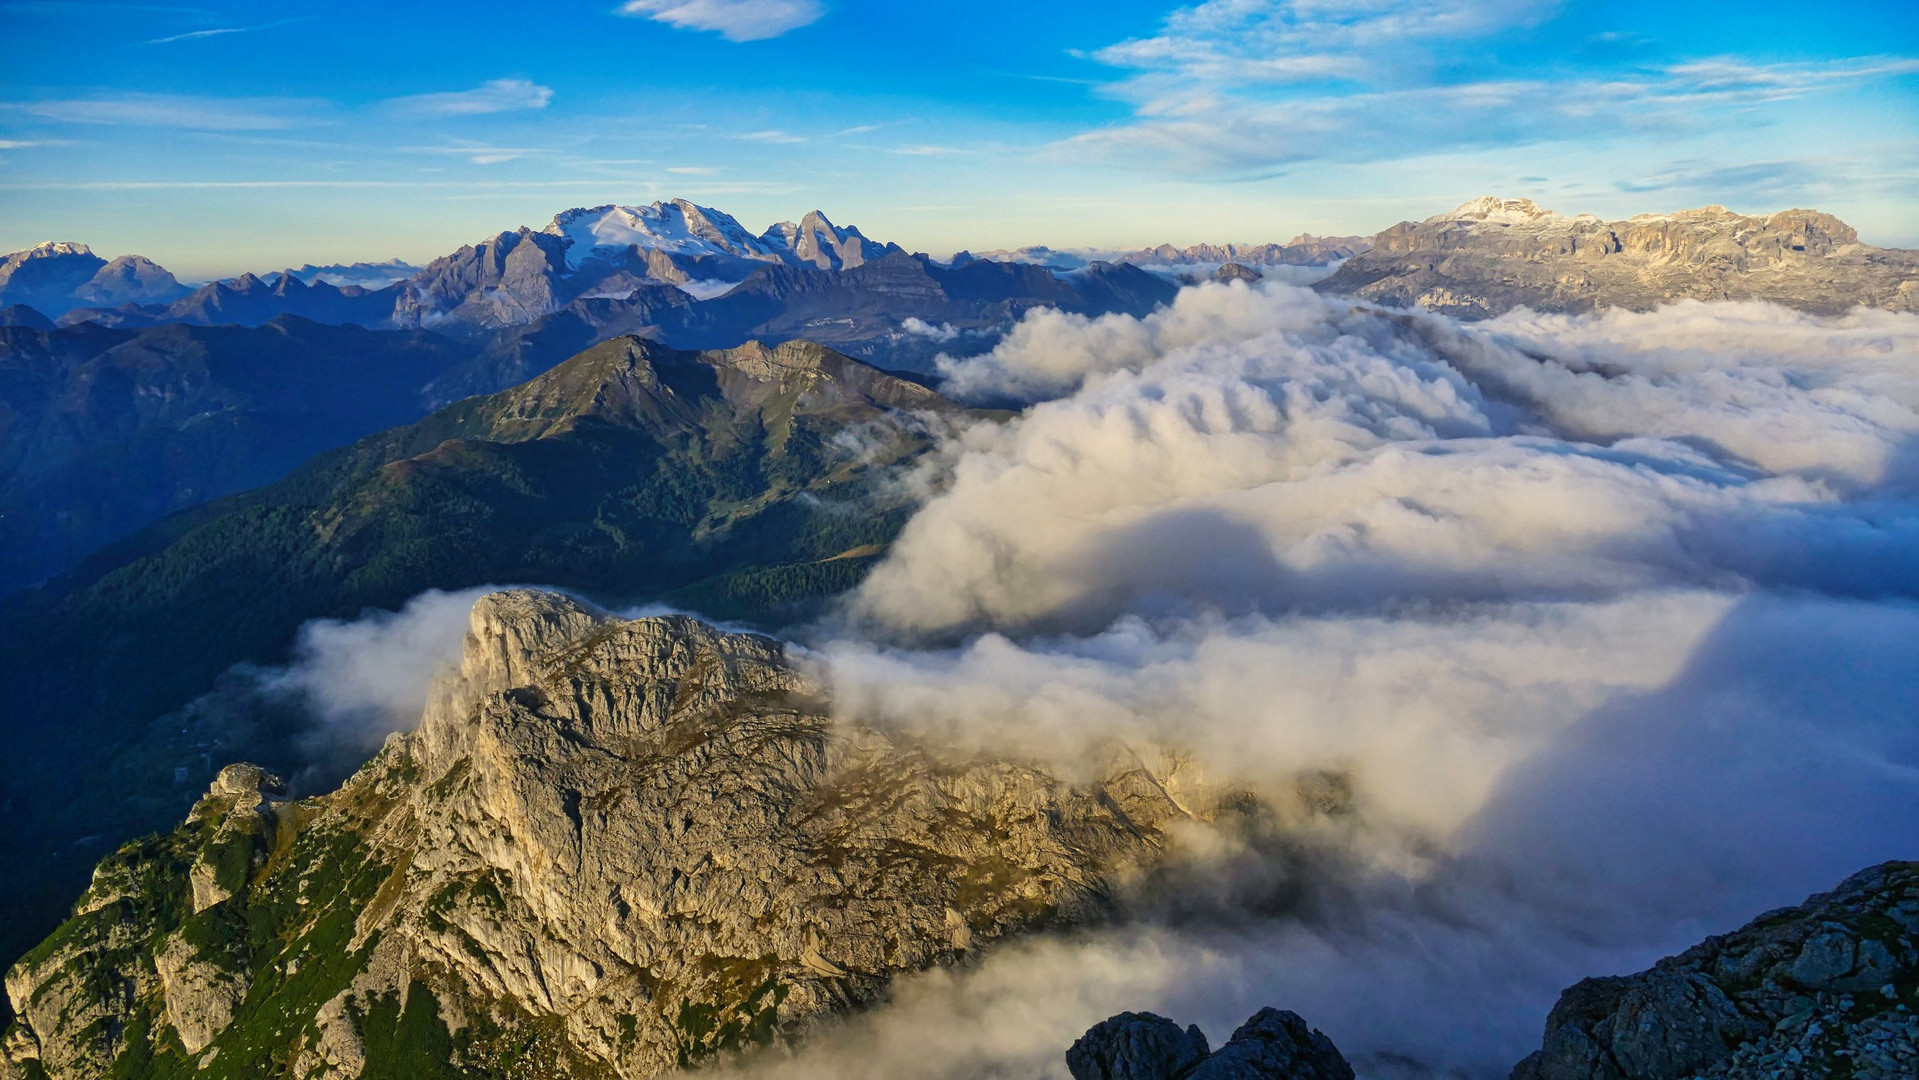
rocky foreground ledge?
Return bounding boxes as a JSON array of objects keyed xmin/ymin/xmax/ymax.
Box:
[
  {"xmin": 1067, "ymin": 1008, "xmax": 1353, "ymax": 1079},
  {"xmin": 1070, "ymin": 861, "xmax": 1917, "ymax": 1080}
]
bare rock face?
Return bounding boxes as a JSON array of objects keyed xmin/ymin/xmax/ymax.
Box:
[
  {"xmin": 1069, "ymin": 1012, "xmax": 1212, "ymax": 1079},
  {"xmin": 1214, "ymin": 263, "xmax": 1263, "ymax": 284},
  {"xmin": 2, "ymin": 590, "xmax": 1199, "ymax": 1079},
  {"xmin": 1068, "ymin": 1007, "xmax": 1353, "ymax": 1080},
  {"xmin": 1316, "ymin": 197, "xmax": 1919, "ymax": 317},
  {"xmin": 1511, "ymin": 861, "xmax": 1919, "ymax": 1080}
]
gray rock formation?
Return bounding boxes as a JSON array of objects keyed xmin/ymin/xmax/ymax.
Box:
[
  {"xmin": 957, "ymin": 235, "xmax": 1370, "ymax": 272},
  {"xmin": 1069, "ymin": 1012, "xmax": 1213, "ymax": 1079},
  {"xmin": 760, "ymin": 210, "xmax": 904, "ymax": 270},
  {"xmin": 2, "ymin": 592, "xmax": 1210, "ymax": 1079},
  {"xmin": 1068, "ymin": 1007, "xmax": 1354, "ymax": 1080},
  {"xmin": 1215, "ymin": 262, "xmax": 1263, "ymax": 284},
  {"xmin": 1511, "ymin": 860, "xmax": 1918, "ymax": 1080},
  {"xmin": 1316, "ymin": 196, "xmax": 1919, "ymax": 318}
]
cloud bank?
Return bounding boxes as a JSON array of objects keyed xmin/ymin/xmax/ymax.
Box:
[{"xmin": 747, "ymin": 282, "xmax": 1919, "ymax": 1076}]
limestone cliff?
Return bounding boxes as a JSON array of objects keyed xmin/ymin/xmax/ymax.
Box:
[
  {"xmin": 2, "ymin": 591, "xmax": 1198, "ymax": 1079},
  {"xmin": 1315, "ymin": 197, "xmax": 1919, "ymax": 317}
]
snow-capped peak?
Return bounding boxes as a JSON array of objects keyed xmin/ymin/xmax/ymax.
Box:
[
  {"xmin": 543, "ymin": 199, "xmax": 783, "ymax": 269},
  {"xmin": 1437, "ymin": 196, "xmax": 1559, "ymax": 225},
  {"xmin": 23, "ymin": 241, "xmax": 95, "ymax": 259}
]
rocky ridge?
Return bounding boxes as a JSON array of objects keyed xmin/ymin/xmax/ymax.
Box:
[
  {"xmin": 1512, "ymin": 860, "xmax": 1918, "ymax": 1080},
  {"xmin": 1, "ymin": 591, "xmax": 1208, "ymax": 1079},
  {"xmin": 955, "ymin": 234, "xmax": 1370, "ymax": 272},
  {"xmin": 1068, "ymin": 1009, "xmax": 1355, "ymax": 1080},
  {"xmin": 1315, "ymin": 196, "xmax": 1919, "ymax": 317}
]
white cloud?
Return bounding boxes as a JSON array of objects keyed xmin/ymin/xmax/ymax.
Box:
[
  {"xmin": 385, "ymin": 78, "xmax": 554, "ymax": 117},
  {"xmin": 617, "ymin": 0, "xmax": 824, "ymax": 42},
  {"xmin": 901, "ymin": 316, "xmax": 959, "ymax": 341},
  {"xmin": 262, "ymin": 587, "xmax": 502, "ymax": 765}
]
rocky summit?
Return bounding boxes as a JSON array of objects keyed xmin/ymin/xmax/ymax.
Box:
[
  {"xmin": 1067, "ymin": 1008, "xmax": 1354, "ymax": 1080},
  {"xmin": 1, "ymin": 591, "xmax": 1203, "ymax": 1079},
  {"xmin": 1315, "ymin": 196, "xmax": 1919, "ymax": 317},
  {"xmin": 1511, "ymin": 860, "xmax": 1918, "ymax": 1080}
]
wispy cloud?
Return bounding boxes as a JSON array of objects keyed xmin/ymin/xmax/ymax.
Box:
[
  {"xmin": 385, "ymin": 78, "xmax": 554, "ymax": 117},
  {"xmin": 738, "ymin": 128, "xmax": 807, "ymax": 143},
  {"xmin": 1094, "ymin": 0, "xmax": 1563, "ymax": 85},
  {"xmin": 144, "ymin": 15, "xmax": 308, "ymax": 45},
  {"xmin": 1060, "ymin": 1, "xmax": 1919, "ymax": 179},
  {"xmin": 400, "ymin": 140, "xmax": 548, "ymax": 165},
  {"xmin": 617, "ymin": 0, "xmax": 823, "ymax": 43},
  {"xmin": 1613, "ymin": 159, "xmax": 1825, "ymax": 197},
  {"xmin": 3, "ymin": 93, "xmax": 313, "ymax": 130}
]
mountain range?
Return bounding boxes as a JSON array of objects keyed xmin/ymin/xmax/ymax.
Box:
[
  {"xmin": 1315, "ymin": 196, "xmax": 1919, "ymax": 317},
  {"xmin": 0, "ymin": 248, "xmax": 1170, "ymax": 593},
  {"xmin": 4, "ymin": 198, "xmax": 1284, "ymax": 335},
  {"xmin": 954, "ymin": 233, "xmax": 1372, "ymax": 271}
]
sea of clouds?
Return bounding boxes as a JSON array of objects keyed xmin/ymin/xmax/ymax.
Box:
[{"xmin": 263, "ymin": 281, "xmax": 1919, "ymax": 1077}]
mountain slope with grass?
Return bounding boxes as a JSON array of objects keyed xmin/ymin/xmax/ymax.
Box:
[{"xmin": 0, "ymin": 336, "xmax": 969, "ymax": 982}]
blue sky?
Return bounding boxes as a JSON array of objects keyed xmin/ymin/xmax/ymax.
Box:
[{"xmin": 1, "ymin": 0, "xmax": 1915, "ymax": 278}]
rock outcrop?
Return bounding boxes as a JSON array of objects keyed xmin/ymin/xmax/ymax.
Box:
[
  {"xmin": 760, "ymin": 210, "xmax": 904, "ymax": 270},
  {"xmin": 3, "ymin": 591, "xmax": 1205, "ymax": 1079},
  {"xmin": 1068, "ymin": 1008, "xmax": 1354, "ymax": 1080},
  {"xmin": 1511, "ymin": 861, "xmax": 1919, "ymax": 1080},
  {"xmin": 1316, "ymin": 196, "xmax": 1919, "ymax": 317}
]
